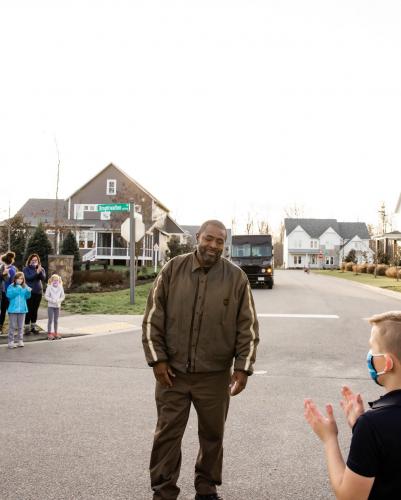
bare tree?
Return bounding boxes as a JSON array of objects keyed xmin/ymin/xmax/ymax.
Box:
[
  {"xmin": 284, "ymin": 203, "xmax": 304, "ymax": 218},
  {"xmin": 246, "ymin": 213, "xmax": 254, "ymax": 235},
  {"xmin": 231, "ymin": 216, "xmax": 237, "ymax": 236},
  {"xmin": 257, "ymin": 219, "xmax": 269, "ymax": 235},
  {"xmin": 378, "ymin": 202, "xmax": 388, "ymax": 235}
]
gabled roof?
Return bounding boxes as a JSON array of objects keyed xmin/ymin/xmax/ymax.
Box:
[
  {"xmin": 284, "ymin": 218, "xmax": 370, "ymax": 240},
  {"xmin": 337, "ymin": 222, "xmax": 370, "ymax": 240},
  {"xmin": 180, "ymin": 225, "xmax": 200, "ymax": 241},
  {"xmin": 67, "ymin": 163, "xmax": 169, "ymax": 212},
  {"xmin": 284, "ymin": 218, "xmax": 339, "ymax": 238},
  {"xmin": 164, "ymin": 215, "xmax": 185, "ymax": 234},
  {"xmin": 16, "ymin": 198, "xmax": 69, "ymax": 226}
]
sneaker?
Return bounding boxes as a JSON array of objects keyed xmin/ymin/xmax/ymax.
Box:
[
  {"xmin": 24, "ymin": 325, "xmax": 31, "ymax": 335},
  {"xmin": 8, "ymin": 342, "xmax": 16, "ymax": 349},
  {"xmin": 17, "ymin": 340, "xmax": 24, "ymax": 347},
  {"xmin": 48, "ymin": 333, "xmax": 55, "ymax": 340},
  {"xmin": 31, "ymin": 324, "xmax": 40, "ymax": 334},
  {"xmin": 195, "ymin": 495, "xmax": 223, "ymax": 500},
  {"xmin": 55, "ymin": 333, "xmax": 62, "ymax": 340}
]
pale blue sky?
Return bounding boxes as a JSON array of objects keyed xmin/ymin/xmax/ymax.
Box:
[{"xmin": 1, "ymin": 1, "xmax": 400, "ymax": 234}]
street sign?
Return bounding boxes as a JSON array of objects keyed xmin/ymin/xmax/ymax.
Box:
[
  {"xmin": 97, "ymin": 203, "xmax": 130, "ymax": 212},
  {"xmin": 120, "ymin": 214, "xmax": 145, "ymax": 242}
]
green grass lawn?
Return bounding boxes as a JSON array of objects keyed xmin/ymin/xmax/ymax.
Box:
[
  {"xmin": 312, "ymin": 270, "xmax": 401, "ymax": 293},
  {"xmin": 63, "ymin": 282, "xmax": 153, "ymax": 314}
]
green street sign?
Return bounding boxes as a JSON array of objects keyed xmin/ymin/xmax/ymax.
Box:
[{"xmin": 97, "ymin": 203, "xmax": 130, "ymax": 212}]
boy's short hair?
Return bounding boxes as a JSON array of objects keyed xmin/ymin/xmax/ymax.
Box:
[{"xmin": 368, "ymin": 311, "xmax": 401, "ymax": 361}]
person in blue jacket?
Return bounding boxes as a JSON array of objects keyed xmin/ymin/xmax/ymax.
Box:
[
  {"xmin": 6, "ymin": 272, "xmax": 31, "ymax": 348},
  {"xmin": 0, "ymin": 251, "xmax": 17, "ymax": 335},
  {"xmin": 23, "ymin": 253, "xmax": 46, "ymax": 334}
]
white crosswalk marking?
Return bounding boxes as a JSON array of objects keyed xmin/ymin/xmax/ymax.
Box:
[{"xmin": 257, "ymin": 313, "xmax": 339, "ymax": 318}]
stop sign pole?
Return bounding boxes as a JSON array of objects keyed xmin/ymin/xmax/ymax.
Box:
[{"xmin": 130, "ymin": 201, "xmax": 136, "ymax": 305}]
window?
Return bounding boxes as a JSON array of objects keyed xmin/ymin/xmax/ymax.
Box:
[
  {"xmin": 325, "ymin": 256, "xmax": 334, "ymax": 265},
  {"xmin": 310, "ymin": 240, "xmax": 318, "ymax": 249},
  {"xmin": 107, "ymin": 179, "xmax": 116, "ymax": 195},
  {"xmin": 78, "ymin": 231, "xmax": 95, "ymax": 249},
  {"xmin": 232, "ymin": 244, "xmax": 272, "ymax": 258},
  {"xmin": 83, "ymin": 204, "xmax": 97, "ymax": 211},
  {"xmin": 311, "ymin": 255, "xmax": 317, "ymax": 264},
  {"xmin": 74, "ymin": 204, "xmax": 84, "ymax": 220},
  {"xmin": 293, "ymin": 255, "xmax": 302, "ymax": 265}
]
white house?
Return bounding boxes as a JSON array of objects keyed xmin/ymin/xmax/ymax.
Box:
[{"xmin": 283, "ymin": 218, "xmax": 373, "ymax": 269}]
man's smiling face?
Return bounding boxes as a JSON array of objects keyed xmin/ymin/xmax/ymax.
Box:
[{"xmin": 196, "ymin": 224, "xmax": 226, "ymax": 267}]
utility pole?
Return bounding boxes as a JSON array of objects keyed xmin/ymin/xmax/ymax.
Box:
[
  {"xmin": 129, "ymin": 200, "xmax": 136, "ymax": 305},
  {"xmin": 54, "ymin": 138, "xmax": 61, "ymax": 254},
  {"xmin": 378, "ymin": 202, "xmax": 387, "ymax": 235},
  {"xmin": 6, "ymin": 201, "xmax": 11, "ymax": 250}
]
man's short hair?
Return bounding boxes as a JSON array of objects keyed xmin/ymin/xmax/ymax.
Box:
[
  {"xmin": 198, "ymin": 220, "xmax": 227, "ymax": 240},
  {"xmin": 368, "ymin": 311, "xmax": 401, "ymax": 361}
]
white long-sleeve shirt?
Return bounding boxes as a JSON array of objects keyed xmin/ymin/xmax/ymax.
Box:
[{"xmin": 45, "ymin": 284, "xmax": 65, "ymax": 308}]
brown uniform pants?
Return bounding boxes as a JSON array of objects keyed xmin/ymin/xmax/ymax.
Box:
[{"xmin": 150, "ymin": 369, "xmax": 231, "ymax": 500}]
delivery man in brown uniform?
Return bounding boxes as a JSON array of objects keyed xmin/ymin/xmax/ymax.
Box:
[{"xmin": 142, "ymin": 220, "xmax": 259, "ymax": 500}]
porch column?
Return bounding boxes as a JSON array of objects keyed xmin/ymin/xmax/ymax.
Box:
[{"xmin": 110, "ymin": 232, "xmax": 114, "ymax": 265}]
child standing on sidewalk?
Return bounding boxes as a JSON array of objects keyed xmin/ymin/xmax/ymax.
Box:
[
  {"xmin": 6, "ymin": 272, "xmax": 31, "ymax": 349},
  {"xmin": 304, "ymin": 311, "xmax": 401, "ymax": 499},
  {"xmin": 45, "ymin": 274, "xmax": 65, "ymax": 340}
]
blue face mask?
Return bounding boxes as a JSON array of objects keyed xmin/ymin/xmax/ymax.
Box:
[{"xmin": 367, "ymin": 350, "xmax": 386, "ymax": 386}]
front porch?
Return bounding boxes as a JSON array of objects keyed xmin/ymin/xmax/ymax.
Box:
[{"xmin": 79, "ymin": 230, "xmax": 155, "ymax": 265}]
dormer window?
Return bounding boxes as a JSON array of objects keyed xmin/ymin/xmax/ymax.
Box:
[{"xmin": 107, "ymin": 179, "xmax": 116, "ymax": 195}]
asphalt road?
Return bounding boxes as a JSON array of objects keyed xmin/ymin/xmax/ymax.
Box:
[{"xmin": 1, "ymin": 270, "xmax": 401, "ymax": 500}]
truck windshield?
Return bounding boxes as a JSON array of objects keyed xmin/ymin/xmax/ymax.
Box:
[{"xmin": 232, "ymin": 244, "xmax": 272, "ymax": 258}]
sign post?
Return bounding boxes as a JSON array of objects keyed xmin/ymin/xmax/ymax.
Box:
[{"xmin": 129, "ymin": 201, "xmax": 136, "ymax": 305}]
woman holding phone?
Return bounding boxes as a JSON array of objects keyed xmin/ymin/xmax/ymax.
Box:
[{"xmin": 23, "ymin": 254, "xmax": 46, "ymax": 334}]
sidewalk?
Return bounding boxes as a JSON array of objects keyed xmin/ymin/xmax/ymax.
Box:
[{"xmin": 0, "ymin": 307, "xmax": 143, "ymax": 344}]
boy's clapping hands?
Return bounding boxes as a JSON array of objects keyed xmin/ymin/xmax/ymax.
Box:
[
  {"xmin": 304, "ymin": 400, "xmax": 338, "ymax": 443},
  {"xmin": 340, "ymin": 386, "xmax": 365, "ymax": 428},
  {"xmin": 305, "ymin": 386, "xmax": 365, "ymax": 441}
]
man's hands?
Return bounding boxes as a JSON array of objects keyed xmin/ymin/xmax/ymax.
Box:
[
  {"xmin": 304, "ymin": 399, "xmax": 338, "ymax": 443},
  {"xmin": 340, "ymin": 385, "xmax": 365, "ymax": 428},
  {"xmin": 230, "ymin": 370, "xmax": 248, "ymax": 396},
  {"xmin": 153, "ymin": 361, "xmax": 176, "ymax": 388}
]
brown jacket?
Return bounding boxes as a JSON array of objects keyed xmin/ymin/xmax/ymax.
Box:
[{"xmin": 142, "ymin": 252, "xmax": 259, "ymax": 374}]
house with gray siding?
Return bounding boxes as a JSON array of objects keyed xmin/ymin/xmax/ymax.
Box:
[{"xmin": 15, "ymin": 163, "xmax": 184, "ymax": 265}]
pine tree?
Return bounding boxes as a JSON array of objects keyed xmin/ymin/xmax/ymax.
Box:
[
  {"xmin": 61, "ymin": 231, "xmax": 81, "ymax": 269},
  {"xmin": 24, "ymin": 224, "xmax": 53, "ymax": 270},
  {"xmin": 345, "ymin": 249, "xmax": 357, "ymax": 263},
  {"xmin": 0, "ymin": 214, "xmax": 29, "ymax": 269},
  {"xmin": 166, "ymin": 236, "xmax": 194, "ymax": 260}
]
